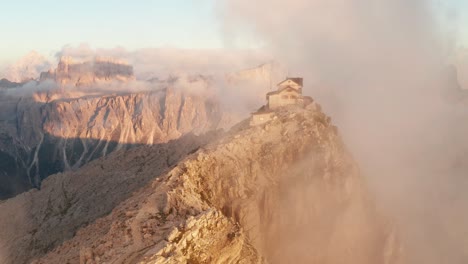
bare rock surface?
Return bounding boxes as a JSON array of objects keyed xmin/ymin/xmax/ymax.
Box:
[
  {"xmin": 0, "ymin": 105, "xmax": 406, "ymax": 264},
  {"xmin": 0, "ymin": 85, "xmax": 225, "ymax": 199},
  {"xmin": 0, "ymin": 131, "xmax": 221, "ymax": 264},
  {"xmin": 40, "ymin": 56, "xmax": 134, "ymax": 86}
]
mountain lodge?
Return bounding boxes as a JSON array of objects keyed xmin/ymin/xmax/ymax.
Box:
[{"xmin": 251, "ymin": 77, "xmax": 313, "ymax": 126}]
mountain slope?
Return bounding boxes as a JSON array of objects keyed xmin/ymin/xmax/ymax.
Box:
[
  {"xmin": 0, "ymin": 132, "xmax": 221, "ymax": 264},
  {"xmin": 0, "ymin": 85, "xmax": 225, "ymax": 199},
  {"xmin": 40, "ymin": 56, "xmax": 134, "ymax": 86},
  {"xmin": 0, "ymin": 104, "xmax": 404, "ymax": 263},
  {"xmin": 0, "ymin": 57, "xmax": 284, "ymax": 200}
]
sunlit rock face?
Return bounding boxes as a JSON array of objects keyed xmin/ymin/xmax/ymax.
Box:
[
  {"xmin": 0, "ymin": 59, "xmax": 293, "ymax": 200},
  {"xmin": 0, "ymin": 105, "xmax": 403, "ymax": 264},
  {"xmin": 0, "ymin": 87, "xmax": 224, "ymax": 199},
  {"xmin": 40, "ymin": 56, "xmax": 134, "ymax": 86},
  {"xmin": 0, "ymin": 56, "xmax": 234, "ymax": 200}
]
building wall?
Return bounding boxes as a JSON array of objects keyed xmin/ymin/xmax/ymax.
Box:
[
  {"xmin": 268, "ymin": 90, "xmax": 301, "ymax": 109},
  {"xmin": 250, "ymin": 113, "xmax": 273, "ymax": 126},
  {"xmin": 278, "ymin": 80, "xmax": 301, "ymax": 91}
]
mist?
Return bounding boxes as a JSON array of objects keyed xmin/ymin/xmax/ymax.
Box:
[
  {"xmin": 456, "ymin": 48, "xmax": 468, "ymax": 90},
  {"xmin": 54, "ymin": 43, "xmax": 273, "ymax": 80},
  {"xmin": 220, "ymin": 0, "xmax": 468, "ymax": 263},
  {"xmin": 2, "ymin": 45, "xmax": 280, "ymax": 123}
]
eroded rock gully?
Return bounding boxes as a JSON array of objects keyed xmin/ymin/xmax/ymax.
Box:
[{"xmin": 0, "ymin": 86, "xmax": 225, "ymax": 199}]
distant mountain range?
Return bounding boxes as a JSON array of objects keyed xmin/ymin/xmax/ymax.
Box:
[
  {"xmin": 0, "ymin": 56, "xmax": 280, "ymax": 200},
  {"xmin": 39, "ymin": 56, "xmax": 134, "ymax": 86}
]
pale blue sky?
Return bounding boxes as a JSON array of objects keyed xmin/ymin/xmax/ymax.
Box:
[
  {"xmin": 0, "ymin": 0, "xmax": 468, "ymax": 64},
  {"xmin": 0, "ymin": 0, "xmax": 222, "ymax": 63}
]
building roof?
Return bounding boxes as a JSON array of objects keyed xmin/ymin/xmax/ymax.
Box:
[
  {"xmin": 278, "ymin": 77, "xmax": 303, "ymax": 87},
  {"xmin": 266, "ymin": 86, "xmax": 301, "ymax": 97}
]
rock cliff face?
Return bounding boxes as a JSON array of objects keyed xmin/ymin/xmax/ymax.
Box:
[
  {"xmin": 0, "ymin": 85, "xmax": 225, "ymax": 199},
  {"xmin": 40, "ymin": 56, "xmax": 134, "ymax": 86},
  {"xmin": 0, "ymin": 54, "xmax": 246, "ymax": 199},
  {"xmin": 0, "ymin": 105, "xmax": 403, "ymax": 263}
]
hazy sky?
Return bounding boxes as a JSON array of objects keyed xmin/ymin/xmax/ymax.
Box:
[
  {"xmin": 0, "ymin": 0, "xmax": 467, "ymax": 64},
  {"xmin": 0, "ymin": 0, "xmax": 222, "ymax": 63}
]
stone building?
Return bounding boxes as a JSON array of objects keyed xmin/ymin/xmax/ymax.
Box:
[{"xmin": 251, "ymin": 77, "xmax": 313, "ymax": 126}]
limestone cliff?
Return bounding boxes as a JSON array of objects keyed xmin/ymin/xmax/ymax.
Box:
[
  {"xmin": 0, "ymin": 86, "xmax": 224, "ymax": 199},
  {"xmin": 40, "ymin": 56, "xmax": 134, "ymax": 86},
  {"xmin": 0, "ymin": 104, "xmax": 403, "ymax": 263}
]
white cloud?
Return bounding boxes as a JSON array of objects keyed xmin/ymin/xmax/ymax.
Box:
[
  {"xmin": 2, "ymin": 51, "xmax": 52, "ymax": 82},
  {"xmin": 220, "ymin": 0, "xmax": 468, "ymax": 262}
]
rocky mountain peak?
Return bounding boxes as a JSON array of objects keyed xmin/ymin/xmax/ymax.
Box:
[
  {"xmin": 0, "ymin": 104, "xmax": 404, "ymax": 264},
  {"xmin": 40, "ymin": 56, "xmax": 134, "ymax": 86}
]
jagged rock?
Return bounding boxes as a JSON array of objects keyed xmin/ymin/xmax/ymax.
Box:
[
  {"xmin": 0, "ymin": 131, "xmax": 221, "ymax": 264},
  {"xmin": 40, "ymin": 56, "xmax": 134, "ymax": 86},
  {"xmin": 0, "ymin": 85, "xmax": 226, "ymax": 199},
  {"xmin": 0, "ymin": 105, "xmax": 405, "ymax": 264}
]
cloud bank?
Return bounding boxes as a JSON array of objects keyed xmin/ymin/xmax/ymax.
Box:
[
  {"xmin": 219, "ymin": 0, "xmax": 468, "ymax": 263},
  {"xmin": 55, "ymin": 43, "xmax": 273, "ymax": 81},
  {"xmin": 2, "ymin": 51, "xmax": 52, "ymax": 83},
  {"xmin": 3, "ymin": 44, "xmax": 280, "ymax": 119}
]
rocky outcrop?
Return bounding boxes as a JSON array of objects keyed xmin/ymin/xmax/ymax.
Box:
[
  {"xmin": 40, "ymin": 56, "xmax": 134, "ymax": 86},
  {"xmin": 0, "ymin": 105, "xmax": 404, "ymax": 263},
  {"xmin": 0, "ymin": 132, "xmax": 221, "ymax": 264},
  {"xmin": 0, "ymin": 56, "xmax": 289, "ymax": 200}
]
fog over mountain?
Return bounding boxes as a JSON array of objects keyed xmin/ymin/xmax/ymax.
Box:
[
  {"xmin": 0, "ymin": 47, "xmax": 284, "ymax": 200},
  {"xmin": 1, "ymin": 51, "xmax": 52, "ymax": 83},
  {"xmin": 220, "ymin": 0, "xmax": 468, "ymax": 262},
  {"xmin": 455, "ymin": 48, "xmax": 468, "ymax": 91},
  {"xmin": 48, "ymin": 44, "xmax": 274, "ymax": 81},
  {"xmin": 0, "ymin": 0, "xmax": 467, "ymax": 263}
]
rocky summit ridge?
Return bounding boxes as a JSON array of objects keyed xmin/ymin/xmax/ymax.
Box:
[
  {"xmin": 39, "ymin": 56, "xmax": 134, "ymax": 86},
  {"xmin": 0, "ymin": 103, "xmax": 403, "ymax": 264}
]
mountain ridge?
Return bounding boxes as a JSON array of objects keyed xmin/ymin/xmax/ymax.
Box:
[
  {"xmin": 0, "ymin": 104, "xmax": 404, "ymax": 264},
  {"xmin": 0, "ymin": 85, "xmax": 228, "ymax": 199}
]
